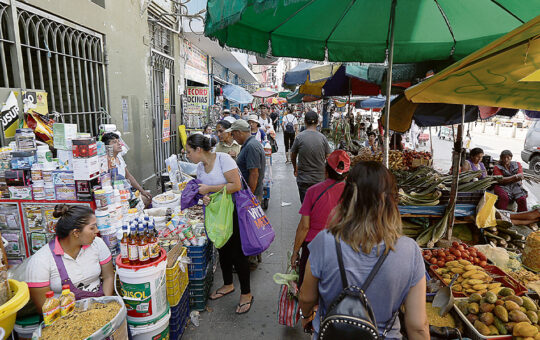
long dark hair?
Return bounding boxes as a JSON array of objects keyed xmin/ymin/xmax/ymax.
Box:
[
  {"xmin": 186, "ymin": 133, "xmax": 216, "ymax": 152},
  {"xmin": 327, "ymin": 161, "xmax": 401, "ymax": 254},
  {"xmin": 53, "ymin": 204, "xmax": 95, "ymax": 239}
]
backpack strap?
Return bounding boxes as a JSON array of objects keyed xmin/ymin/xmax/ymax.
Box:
[
  {"xmin": 361, "ymin": 247, "xmax": 389, "ymax": 292},
  {"xmin": 334, "ymin": 238, "xmax": 348, "ymax": 289}
]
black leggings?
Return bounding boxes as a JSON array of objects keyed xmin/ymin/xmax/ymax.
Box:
[
  {"xmin": 217, "ymin": 207, "xmax": 251, "ymax": 294},
  {"xmin": 284, "ymin": 132, "xmax": 295, "ymax": 152}
]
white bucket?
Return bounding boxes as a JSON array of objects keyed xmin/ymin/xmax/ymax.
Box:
[
  {"xmin": 13, "ymin": 322, "xmax": 39, "ymax": 340},
  {"xmin": 129, "ymin": 308, "xmax": 170, "ymax": 340},
  {"xmin": 116, "ymin": 250, "xmax": 168, "ymax": 325},
  {"xmin": 152, "ymin": 192, "xmax": 180, "ymax": 209}
]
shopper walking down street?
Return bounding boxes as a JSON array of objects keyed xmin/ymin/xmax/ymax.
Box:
[
  {"xmin": 270, "ymin": 105, "xmax": 280, "ymax": 132},
  {"xmin": 493, "ymin": 150, "xmax": 528, "ymax": 212},
  {"xmin": 282, "ymin": 107, "xmax": 298, "ymax": 164},
  {"xmin": 258, "ymin": 104, "xmax": 273, "ymax": 132},
  {"xmin": 229, "ymin": 120, "xmax": 266, "ymax": 204},
  {"xmin": 299, "ymin": 161, "xmax": 429, "ymax": 339},
  {"xmin": 28, "ymin": 205, "xmax": 114, "ymax": 311},
  {"xmin": 101, "ymin": 132, "xmax": 152, "ymax": 207},
  {"xmin": 215, "ymin": 120, "xmax": 241, "ymax": 160},
  {"xmin": 248, "ymin": 114, "xmax": 267, "ymax": 143},
  {"xmin": 185, "ymin": 134, "xmax": 254, "ymax": 314},
  {"xmin": 291, "ymin": 150, "xmax": 350, "ymax": 288},
  {"xmin": 291, "ymin": 111, "xmax": 331, "ymax": 202}
]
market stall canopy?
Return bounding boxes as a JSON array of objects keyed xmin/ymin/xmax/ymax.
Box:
[
  {"xmin": 283, "ymin": 62, "xmax": 318, "ymax": 85},
  {"xmin": 286, "ymin": 89, "xmax": 304, "ymax": 103},
  {"xmin": 298, "ymin": 65, "xmax": 381, "ymax": 97},
  {"xmin": 251, "ymin": 88, "xmax": 278, "ymax": 98},
  {"xmin": 204, "ymin": 0, "xmax": 539, "ymax": 63},
  {"xmin": 266, "ymin": 97, "xmax": 287, "ymax": 105},
  {"xmin": 405, "ymin": 14, "xmax": 540, "ymax": 111},
  {"xmin": 222, "ymin": 84, "xmax": 254, "ymax": 104},
  {"xmin": 278, "ymin": 91, "xmax": 291, "ymax": 98},
  {"xmin": 356, "ymin": 95, "xmax": 388, "ymax": 109}
]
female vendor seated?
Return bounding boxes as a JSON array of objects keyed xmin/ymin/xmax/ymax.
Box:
[
  {"xmin": 493, "ymin": 150, "xmax": 528, "ymax": 212},
  {"xmin": 463, "ymin": 147, "xmax": 487, "ymax": 178},
  {"xmin": 27, "ymin": 205, "xmax": 114, "ymax": 311}
]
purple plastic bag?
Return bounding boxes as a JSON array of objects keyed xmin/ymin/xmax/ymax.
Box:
[
  {"xmin": 234, "ymin": 185, "xmax": 275, "ymax": 256},
  {"xmin": 181, "ymin": 179, "xmax": 203, "ymax": 210}
]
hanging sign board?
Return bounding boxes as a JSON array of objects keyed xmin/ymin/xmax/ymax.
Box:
[
  {"xmin": 22, "ymin": 91, "xmax": 48, "ymax": 115},
  {"xmin": 184, "ymin": 86, "xmax": 209, "ymax": 115},
  {"xmin": 162, "ymin": 119, "xmax": 171, "ymax": 143},
  {"xmin": 1, "ymin": 92, "xmax": 20, "ymax": 139},
  {"xmin": 184, "ymin": 39, "xmax": 208, "ymax": 85}
]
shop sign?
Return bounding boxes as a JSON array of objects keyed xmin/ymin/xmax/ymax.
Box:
[
  {"xmin": 22, "ymin": 91, "xmax": 48, "ymax": 115},
  {"xmin": 184, "ymin": 39, "xmax": 208, "ymax": 85},
  {"xmin": 163, "ymin": 68, "xmax": 170, "ymax": 116},
  {"xmin": 184, "ymin": 86, "xmax": 209, "ymax": 115},
  {"xmin": 162, "ymin": 119, "xmax": 170, "ymax": 143},
  {"xmin": 1, "ymin": 92, "xmax": 20, "ymax": 139}
]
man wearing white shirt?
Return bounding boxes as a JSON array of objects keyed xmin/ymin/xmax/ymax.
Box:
[{"xmin": 258, "ymin": 104, "xmax": 273, "ymax": 132}]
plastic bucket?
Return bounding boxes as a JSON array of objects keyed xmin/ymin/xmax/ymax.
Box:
[
  {"xmin": 116, "ymin": 250, "xmax": 168, "ymax": 325},
  {"xmin": 100, "ymin": 227, "xmax": 118, "ymax": 254},
  {"xmin": 13, "ymin": 323, "xmax": 39, "ymax": 340},
  {"xmin": 0, "ymin": 280, "xmax": 30, "ymax": 340},
  {"xmin": 129, "ymin": 308, "xmax": 170, "ymax": 340}
]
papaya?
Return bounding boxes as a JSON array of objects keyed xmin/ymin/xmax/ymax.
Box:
[
  {"xmin": 523, "ymin": 296, "xmax": 538, "ymax": 312},
  {"xmin": 468, "ymin": 294, "xmax": 482, "ymax": 303},
  {"xmin": 506, "ymin": 300, "xmax": 521, "ymax": 311},
  {"xmin": 480, "ymin": 312, "xmax": 494, "ymax": 326},
  {"xmin": 457, "ymin": 301, "xmax": 469, "ymax": 315},
  {"xmin": 514, "ymin": 322, "xmax": 539, "ymax": 337},
  {"xmin": 493, "ymin": 316, "xmax": 508, "ymax": 335},
  {"xmin": 484, "ymin": 291, "xmax": 497, "ymax": 304},
  {"xmin": 527, "ymin": 311, "xmax": 539, "ymax": 324},
  {"xmin": 488, "ymin": 324, "xmax": 499, "ymax": 335},
  {"xmin": 510, "ymin": 310, "xmax": 531, "ymax": 323},
  {"xmin": 505, "ymin": 295, "xmax": 524, "ymax": 306},
  {"xmin": 499, "ymin": 287, "xmax": 515, "ymax": 296},
  {"xmin": 469, "ymin": 302, "xmax": 480, "ymax": 314},
  {"xmin": 480, "ymin": 302, "xmax": 495, "ymax": 313},
  {"xmin": 474, "ymin": 320, "xmax": 491, "ymax": 336},
  {"xmin": 494, "ymin": 305, "xmax": 509, "ymax": 322},
  {"xmin": 466, "ymin": 313, "xmax": 479, "ymax": 324}
]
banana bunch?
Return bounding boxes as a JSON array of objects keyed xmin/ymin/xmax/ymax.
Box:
[{"xmin": 399, "ymin": 189, "xmax": 441, "ymax": 206}]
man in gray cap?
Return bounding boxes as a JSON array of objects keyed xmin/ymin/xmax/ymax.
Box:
[
  {"xmin": 291, "ymin": 110, "xmax": 331, "ymax": 202},
  {"xmin": 227, "ymin": 120, "xmax": 266, "ymax": 202}
]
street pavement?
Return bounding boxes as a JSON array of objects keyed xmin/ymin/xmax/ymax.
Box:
[{"xmin": 182, "ymin": 130, "xmax": 307, "ymax": 339}]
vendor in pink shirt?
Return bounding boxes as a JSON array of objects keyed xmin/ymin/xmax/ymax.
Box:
[
  {"xmin": 291, "ymin": 150, "xmax": 350, "ymax": 287},
  {"xmin": 27, "ymin": 205, "xmax": 114, "ymax": 311}
]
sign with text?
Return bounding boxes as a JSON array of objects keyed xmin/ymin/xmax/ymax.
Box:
[
  {"xmin": 162, "ymin": 119, "xmax": 170, "ymax": 143},
  {"xmin": 184, "ymin": 86, "xmax": 209, "ymax": 116},
  {"xmin": 22, "ymin": 91, "xmax": 48, "ymax": 115},
  {"xmin": 1, "ymin": 92, "xmax": 20, "ymax": 139},
  {"xmin": 184, "ymin": 39, "xmax": 208, "ymax": 85}
]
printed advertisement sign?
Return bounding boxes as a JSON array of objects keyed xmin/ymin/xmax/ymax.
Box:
[
  {"xmin": 1, "ymin": 92, "xmax": 20, "ymax": 139},
  {"xmin": 184, "ymin": 86, "xmax": 209, "ymax": 115},
  {"xmin": 184, "ymin": 39, "xmax": 208, "ymax": 85},
  {"xmin": 22, "ymin": 91, "xmax": 48, "ymax": 115}
]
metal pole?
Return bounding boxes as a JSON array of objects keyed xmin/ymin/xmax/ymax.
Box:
[
  {"xmin": 383, "ymin": 0, "xmax": 396, "ymax": 168},
  {"xmin": 429, "ymin": 126, "xmax": 434, "ymax": 156},
  {"xmin": 446, "ymin": 104, "xmax": 466, "ymax": 240}
]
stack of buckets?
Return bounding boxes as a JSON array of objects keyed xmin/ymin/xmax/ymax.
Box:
[
  {"xmin": 116, "ymin": 250, "xmax": 170, "ymax": 340},
  {"xmin": 94, "ymin": 184, "xmax": 130, "ymax": 256}
]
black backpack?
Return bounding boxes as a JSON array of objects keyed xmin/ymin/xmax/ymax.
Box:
[
  {"xmin": 318, "ymin": 239, "xmax": 398, "ymax": 340},
  {"xmin": 284, "ymin": 116, "xmax": 295, "ymax": 133}
]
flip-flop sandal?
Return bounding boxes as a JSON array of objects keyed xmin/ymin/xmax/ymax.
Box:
[
  {"xmin": 236, "ymin": 296, "xmax": 254, "ymax": 314},
  {"xmin": 209, "ymin": 288, "xmax": 235, "ymax": 300}
]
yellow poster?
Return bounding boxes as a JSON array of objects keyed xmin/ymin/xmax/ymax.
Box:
[
  {"xmin": 22, "ymin": 91, "xmax": 48, "ymax": 115},
  {"xmin": 1, "ymin": 92, "xmax": 20, "ymax": 139},
  {"xmin": 162, "ymin": 119, "xmax": 170, "ymax": 143}
]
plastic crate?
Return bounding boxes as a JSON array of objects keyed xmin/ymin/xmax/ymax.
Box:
[
  {"xmin": 166, "ymin": 247, "xmax": 189, "ymax": 307},
  {"xmin": 170, "ymin": 289, "xmax": 190, "ymax": 340},
  {"xmin": 187, "ymin": 243, "xmax": 213, "ymax": 279},
  {"xmin": 189, "ymin": 266, "xmax": 214, "ymax": 311}
]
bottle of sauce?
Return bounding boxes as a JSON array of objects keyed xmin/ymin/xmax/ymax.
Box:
[
  {"xmin": 138, "ymin": 225, "xmax": 150, "ymax": 264},
  {"xmin": 120, "ymin": 225, "xmax": 129, "ymax": 265},
  {"xmin": 128, "ymin": 225, "xmax": 139, "ymax": 265},
  {"xmin": 148, "ymin": 225, "xmax": 160, "ymax": 260},
  {"xmin": 42, "ymin": 291, "xmax": 60, "ymax": 326},
  {"xmin": 59, "ymin": 285, "xmax": 75, "ymax": 316}
]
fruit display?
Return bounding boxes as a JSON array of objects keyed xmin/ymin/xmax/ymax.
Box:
[
  {"xmin": 423, "ymin": 243, "xmax": 489, "ymax": 269},
  {"xmin": 523, "ymin": 231, "xmax": 540, "ymax": 272},
  {"xmin": 454, "ymin": 290, "xmax": 540, "ymax": 338},
  {"xmin": 402, "ymin": 150, "xmax": 432, "ymax": 169},
  {"xmin": 351, "ymin": 149, "xmax": 407, "ymax": 170},
  {"xmin": 433, "ymin": 259, "xmax": 498, "ymax": 296}
]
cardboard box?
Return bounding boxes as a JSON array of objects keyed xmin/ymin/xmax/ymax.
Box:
[
  {"xmin": 55, "ymin": 185, "xmax": 76, "ymax": 200},
  {"xmin": 10, "ymin": 151, "xmax": 37, "ymax": 170},
  {"xmin": 72, "ymin": 156, "xmax": 100, "ymax": 180},
  {"xmin": 411, "ymin": 158, "xmax": 433, "ymax": 168},
  {"xmin": 9, "ymin": 186, "xmax": 32, "ymax": 200},
  {"xmin": 52, "ymin": 170, "xmax": 75, "ymax": 186},
  {"xmin": 57, "ymin": 149, "xmax": 73, "ymax": 170},
  {"xmin": 72, "ymin": 138, "xmax": 97, "ymax": 158},
  {"xmin": 53, "ymin": 123, "xmax": 78, "ymax": 150}
]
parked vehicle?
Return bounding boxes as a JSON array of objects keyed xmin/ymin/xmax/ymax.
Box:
[{"xmin": 521, "ymin": 120, "xmax": 540, "ymax": 174}]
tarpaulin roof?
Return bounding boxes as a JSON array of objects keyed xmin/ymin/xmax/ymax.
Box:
[
  {"xmin": 251, "ymin": 88, "xmax": 278, "ymax": 98},
  {"xmin": 405, "ymin": 14, "xmax": 540, "ymax": 111},
  {"xmin": 222, "ymin": 84, "xmax": 253, "ymax": 104}
]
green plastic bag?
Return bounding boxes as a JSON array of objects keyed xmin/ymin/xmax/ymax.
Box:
[{"xmin": 205, "ymin": 187, "xmax": 234, "ymax": 248}]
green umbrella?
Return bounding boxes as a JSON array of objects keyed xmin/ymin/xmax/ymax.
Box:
[{"xmin": 205, "ymin": 0, "xmax": 540, "ymax": 165}]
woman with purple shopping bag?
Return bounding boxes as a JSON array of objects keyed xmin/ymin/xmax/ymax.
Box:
[
  {"xmin": 185, "ymin": 133, "xmax": 254, "ymax": 314},
  {"xmin": 27, "ymin": 205, "xmax": 115, "ymax": 311}
]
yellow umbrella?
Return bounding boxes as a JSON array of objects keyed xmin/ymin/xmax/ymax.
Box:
[
  {"xmin": 405, "ymin": 15, "xmax": 540, "ymax": 110},
  {"xmin": 298, "ymin": 64, "xmax": 341, "ymax": 96}
]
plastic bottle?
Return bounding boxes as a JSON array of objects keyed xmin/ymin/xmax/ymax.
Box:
[
  {"xmin": 137, "ymin": 225, "xmax": 150, "ymax": 264},
  {"xmin": 128, "ymin": 225, "xmax": 139, "ymax": 265},
  {"xmin": 120, "ymin": 225, "xmax": 129, "ymax": 265},
  {"xmin": 42, "ymin": 291, "xmax": 60, "ymax": 326},
  {"xmin": 59, "ymin": 284, "xmax": 75, "ymax": 316},
  {"xmin": 148, "ymin": 225, "xmax": 160, "ymax": 260}
]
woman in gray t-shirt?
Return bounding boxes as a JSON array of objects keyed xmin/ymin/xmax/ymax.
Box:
[{"xmin": 299, "ymin": 161, "xmax": 429, "ymax": 340}]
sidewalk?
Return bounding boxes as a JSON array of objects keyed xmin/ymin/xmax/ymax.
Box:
[{"xmin": 182, "ymin": 131, "xmax": 307, "ymax": 339}]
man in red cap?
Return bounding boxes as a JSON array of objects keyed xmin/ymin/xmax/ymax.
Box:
[{"xmin": 290, "ymin": 149, "xmax": 351, "ymax": 288}]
